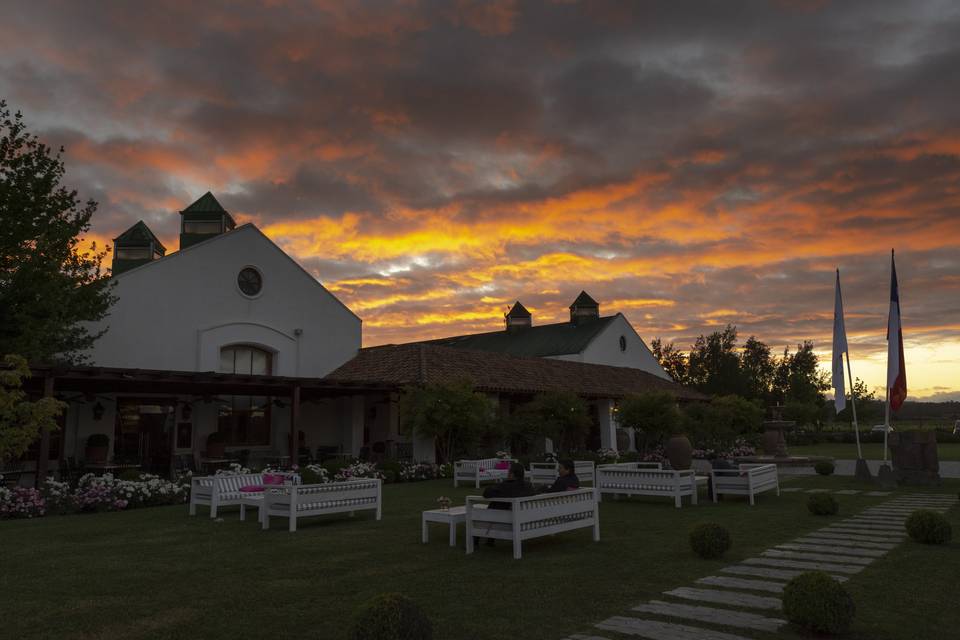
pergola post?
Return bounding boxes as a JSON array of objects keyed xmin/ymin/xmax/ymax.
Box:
[
  {"xmin": 35, "ymin": 375, "xmax": 55, "ymax": 487},
  {"xmin": 289, "ymin": 385, "xmax": 301, "ymax": 463}
]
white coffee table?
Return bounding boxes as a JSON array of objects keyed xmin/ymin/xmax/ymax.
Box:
[
  {"xmin": 422, "ymin": 506, "xmax": 466, "ymax": 546},
  {"xmin": 239, "ymin": 493, "xmax": 266, "ymax": 524}
]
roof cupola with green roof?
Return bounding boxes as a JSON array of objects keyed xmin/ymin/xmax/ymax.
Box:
[
  {"xmin": 569, "ymin": 290, "xmax": 599, "ymax": 325},
  {"xmin": 112, "ymin": 220, "xmax": 166, "ymax": 274},
  {"xmin": 504, "ymin": 301, "xmax": 532, "ymax": 332},
  {"xmin": 179, "ymin": 191, "xmax": 236, "ymax": 249}
]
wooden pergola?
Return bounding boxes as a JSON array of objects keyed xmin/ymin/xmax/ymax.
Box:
[{"xmin": 22, "ymin": 364, "xmax": 397, "ymax": 484}]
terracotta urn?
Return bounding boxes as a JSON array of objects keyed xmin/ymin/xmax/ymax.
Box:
[{"xmin": 665, "ymin": 434, "xmax": 693, "ymax": 470}]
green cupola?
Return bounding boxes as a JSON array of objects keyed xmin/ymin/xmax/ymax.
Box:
[
  {"xmin": 179, "ymin": 192, "xmax": 236, "ymax": 249},
  {"xmin": 112, "ymin": 221, "xmax": 166, "ymax": 275}
]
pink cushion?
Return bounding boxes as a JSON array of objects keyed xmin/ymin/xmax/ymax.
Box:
[
  {"xmin": 263, "ymin": 473, "xmax": 285, "ymax": 485},
  {"xmin": 494, "ymin": 461, "xmax": 510, "ymax": 470},
  {"xmin": 478, "ymin": 467, "xmax": 485, "ymax": 472},
  {"xmin": 239, "ymin": 485, "xmax": 263, "ymax": 493}
]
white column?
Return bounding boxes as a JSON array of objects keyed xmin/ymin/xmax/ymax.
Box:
[
  {"xmin": 342, "ymin": 395, "xmax": 364, "ymax": 457},
  {"xmin": 597, "ymin": 399, "xmax": 617, "ymax": 451}
]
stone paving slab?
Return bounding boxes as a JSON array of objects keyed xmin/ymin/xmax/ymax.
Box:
[
  {"xmin": 835, "ymin": 490, "xmax": 861, "ymax": 495},
  {"xmin": 696, "ymin": 576, "xmax": 785, "ymax": 594},
  {"xmin": 663, "ymin": 587, "xmax": 783, "ymax": 611},
  {"xmin": 804, "ymin": 530, "xmax": 900, "ymax": 542},
  {"xmin": 796, "ymin": 535, "xmax": 896, "ymax": 550},
  {"xmin": 864, "ymin": 491, "xmax": 892, "ymax": 496},
  {"xmin": 744, "ymin": 557, "xmax": 863, "ymax": 574},
  {"xmin": 777, "ymin": 542, "xmax": 886, "ymax": 557},
  {"xmin": 847, "ymin": 517, "xmax": 905, "ymax": 526},
  {"xmin": 596, "ymin": 617, "xmax": 754, "ymax": 640},
  {"xmin": 829, "ymin": 522, "xmax": 905, "ymax": 533},
  {"xmin": 720, "ymin": 564, "xmax": 848, "ymax": 582},
  {"xmin": 780, "ymin": 487, "xmax": 804, "ymax": 493},
  {"xmin": 564, "ymin": 635, "xmax": 611, "ymax": 640},
  {"xmin": 762, "ymin": 549, "xmax": 873, "ymax": 565},
  {"xmin": 805, "ymin": 488, "xmax": 832, "ymax": 493},
  {"xmin": 819, "ymin": 528, "xmax": 904, "ymax": 540},
  {"xmin": 634, "ymin": 600, "xmax": 787, "ymax": 633}
]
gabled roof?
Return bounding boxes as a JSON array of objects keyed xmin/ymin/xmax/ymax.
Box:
[
  {"xmin": 506, "ymin": 301, "xmax": 531, "ymax": 318},
  {"xmin": 416, "ymin": 315, "xmax": 617, "ymax": 357},
  {"xmin": 180, "ymin": 191, "xmax": 237, "ymax": 226},
  {"xmin": 113, "ymin": 220, "xmax": 166, "ymax": 252},
  {"xmin": 570, "ymin": 290, "xmax": 599, "ymax": 308},
  {"xmin": 328, "ymin": 343, "xmax": 704, "ymax": 400}
]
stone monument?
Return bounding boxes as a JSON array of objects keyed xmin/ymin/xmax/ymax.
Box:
[{"xmin": 889, "ymin": 430, "xmax": 941, "ymax": 486}]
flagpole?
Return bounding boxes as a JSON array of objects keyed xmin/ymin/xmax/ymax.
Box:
[
  {"xmin": 844, "ymin": 351, "xmax": 862, "ymax": 459},
  {"xmin": 883, "ymin": 384, "xmax": 890, "ymax": 463}
]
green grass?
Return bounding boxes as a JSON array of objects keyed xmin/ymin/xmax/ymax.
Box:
[
  {"xmin": 789, "ymin": 442, "xmax": 960, "ymax": 460},
  {"xmin": 1, "ymin": 478, "xmax": 958, "ymax": 640}
]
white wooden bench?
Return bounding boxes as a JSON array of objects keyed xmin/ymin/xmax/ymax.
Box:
[
  {"xmin": 527, "ymin": 461, "xmax": 596, "ymax": 486},
  {"xmin": 710, "ymin": 463, "xmax": 780, "ymax": 505},
  {"xmin": 465, "ymin": 488, "xmax": 599, "ymax": 559},
  {"xmin": 261, "ymin": 479, "xmax": 382, "ymax": 532},
  {"xmin": 596, "ymin": 463, "xmax": 698, "ymax": 508},
  {"xmin": 454, "ymin": 458, "xmax": 513, "ymax": 488},
  {"xmin": 189, "ymin": 472, "xmax": 299, "ymax": 518}
]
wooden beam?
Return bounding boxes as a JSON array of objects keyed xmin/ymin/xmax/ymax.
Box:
[{"xmin": 35, "ymin": 375, "xmax": 55, "ymax": 488}]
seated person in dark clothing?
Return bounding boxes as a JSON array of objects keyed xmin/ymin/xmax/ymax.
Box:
[
  {"xmin": 539, "ymin": 459, "xmax": 580, "ymax": 493},
  {"xmin": 476, "ymin": 463, "xmax": 535, "ymax": 547}
]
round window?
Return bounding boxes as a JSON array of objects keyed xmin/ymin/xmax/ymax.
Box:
[
  {"xmin": 237, "ymin": 267, "xmax": 263, "ymax": 296},
  {"xmin": 619, "ymin": 335, "xmax": 627, "ymax": 352}
]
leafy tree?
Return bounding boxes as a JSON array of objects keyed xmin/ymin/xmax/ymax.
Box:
[
  {"xmin": 616, "ymin": 391, "xmax": 680, "ymax": 455},
  {"xmin": 772, "ymin": 341, "xmax": 830, "ymax": 406},
  {"xmin": 683, "ymin": 394, "xmax": 763, "ymax": 450},
  {"xmin": 1, "ymin": 355, "xmax": 65, "ymax": 461},
  {"xmin": 686, "ymin": 325, "xmax": 746, "ymax": 396},
  {"xmin": 836, "ymin": 377, "xmax": 880, "ymax": 424},
  {"xmin": 399, "ymin": 380, "xmax": 495, "ymax": 463},
  {"xmin": 510, "ymin": 391, "xmax": 591, "ymax": 453},
  {"xmin": 0, "ymin": 101, "xmax": 114, "ymax": 364},
  {"xmin": 650, "ymin": 338, "xmax": 688, "ymax": 384},
  {"xmin": 740, "ymin": 336, "xmax": 774, "ymax": 401}
]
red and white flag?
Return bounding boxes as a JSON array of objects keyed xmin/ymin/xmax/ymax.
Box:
[{"xmin": 886, "ymin": 251, "xmax": 907, "ymax": 411}]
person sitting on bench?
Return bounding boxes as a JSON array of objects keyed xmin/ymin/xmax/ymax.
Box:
[
  {"xmin": 540, "ymin": 459, "xmax": 580, "ymax": 493},
  {"xmin": 475, "ymin": 463, "xmax": 535, "ymax": 547}
]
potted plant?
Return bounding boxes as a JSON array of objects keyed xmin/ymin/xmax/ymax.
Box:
[
  {"xmin": 85, "ymin": 433, "xmax": 109, "ymax": 463},
  {"xmin": 206, "ymin": 432, "xmax": 227, "ymax": 458}
]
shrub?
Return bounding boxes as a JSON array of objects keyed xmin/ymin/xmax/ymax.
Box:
[
  {"xmin": 814, "ymin": 461, "xmax": 835, "ymax": 476},
  {"xmin": 381, "ymin": 470, "xmax": 397, "ymax": 483},
  {"xmin": 118, "ymin": 468, "xmax": 142, "ymax": 482},
  {"xmin": 0, "ymin": 486, "xmax": 46, "ymax": 518},
  {"xmin": 783, "ymin": 571, "xmax": 855, "ymax": 634},
  {"xmin": 905, "ymin": 509, "xmax": 952, "ymax": 544},
  {"xmin": 349, "ymin": 593, "xmax": 432, "ymax": 640},
  {"xmin": 689, "ymin": 523, "xmax": 732, "ymax": 559},
  {"xmin": 299, "ymin": 464, "xmax": 329, "ymax": 485},
  {"xmin": 86, "ymin": 433, "xmax": 109, "ymax": 447},
  {"xmin": 807, "ymin": 494, "xmax": 839, "ymax": 516}
]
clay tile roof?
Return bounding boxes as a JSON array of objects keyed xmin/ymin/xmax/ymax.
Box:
[{"xmin": 327, "ymin": 343, "xmax": 705, "ymax": 400}]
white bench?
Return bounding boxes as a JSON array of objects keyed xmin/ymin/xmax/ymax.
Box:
[
  {"xmin": 262, "ymin": 479, "xmax": 382, "ymax": 532},
  {"xmin": 596, "ymin": 463, "xmax": 698, "ymax": 508},
  {"xmin": 527, "ymin": 461, "xmax": 596, "ymax": 486},
  {"xmin": 454, "ymin": 458, "xmax": 512, "ymax": 488},
  {"xmin": 465, "ymin": 488, "xmax": 599, "ymax": 559},
  {"xmin": 710, "ymin": 463, "xmax": 780, "ymax": 505},
  {"xmin": 189, "ymin": 472, "xmax": 300, "ymax": 518}
]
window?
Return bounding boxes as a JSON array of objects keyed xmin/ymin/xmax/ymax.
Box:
[
  {"xmin": 218, "ymin": 346, "xmax": 272, "ymax": 445},
  {"xmin": 183, "ymin": 220, "xmax": 222, "ymax": 234},
  {"xmin": 116, "ymin": 246, "xmax": 152, "ymax": 260},
  {"xmin": 237, "ymin": 267, "xmax": 263, "ymax": 296},
  {"xmin": 619, "ymin": 335, "xmax": 627, "ymax": 352}
]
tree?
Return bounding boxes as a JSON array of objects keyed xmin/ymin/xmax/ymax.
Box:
[
  {"xmin": 650, "ymin": 338, "xmax": 688, "ymax": 384},
  {"xmin": 399, "ymin": 380, "xmax": 495, "ymax": 463},
  {"xmin": 683, "ymin": 394, "xmax": 763, "ymax": 450},
  {"xmin": 686, "ymin": 325, "xmax": 746, "ymax": 396},
  {"xmin": 0, "ymin": 101, "xmax": 114, "ymax": 364},
  {"xmin": 510, "ymin": 391, "xmax": 591, "ymax": 453},
  {"xmin": 836, "ymin": 377, "xmax": 880, "ymax": 424},
  {"xmin": 616, "ymin": 391, "xmax": 681, "ymax": 456},
  {"xmin": 772, "ymin": 341, "xmax": 830, "ymax": 406},
  {"xmin": 740, "ymin": 336, "xmax": 774, "ymax": 401},
  {"xmin": 1, "ymin": 355, "xmax": 65, "ymax": 461}
]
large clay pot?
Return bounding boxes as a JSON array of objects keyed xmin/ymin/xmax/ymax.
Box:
[
  {"xmin": 665, "ymin": 434, "xmax": 693, "ymax": 470},
  {"xmin": 85, "ymin": 445, "xmax": 108, "ymax": 463}
]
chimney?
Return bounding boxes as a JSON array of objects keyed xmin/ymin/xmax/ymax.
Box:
[
  {"xmin": 179, "ymin": 191, "xmax": 236, "ymax": 249},
  {"xmin": 569, "ymin": 290, "xmax": 599, "ymax": 325},
  {"xmin": 112, "ymin": 220, "xmax": 166, "ymax": 275},
  {"xmin": 504, "ymin": 301, "xmax": 532, "ymax": 332}
]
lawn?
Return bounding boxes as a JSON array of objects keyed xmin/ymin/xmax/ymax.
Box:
[
  {"xmin": 789, "ymin": 442, "xmax": 960, "ymax": 461},
  {"xmin": 1, "ymin": 477, "xmax": 958, "ymax": 640}
]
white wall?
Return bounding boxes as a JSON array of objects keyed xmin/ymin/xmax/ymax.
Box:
[
  {"xmin": 549, "ymin": 314, "xmax": 671, "ymax": 380},
  {"xmin": 86, "ymin": 225, "xmax": 361, "ymax": 377}
]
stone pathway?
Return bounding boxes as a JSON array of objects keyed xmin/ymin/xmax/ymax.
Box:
[{"xmin": 561, "ymin": 493, "xmax": 958, "ymax": 640}]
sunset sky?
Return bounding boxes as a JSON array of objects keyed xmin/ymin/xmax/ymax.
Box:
[{"xmin": 2, "ymin": 1, "xmax": 959, "ymax": 400}]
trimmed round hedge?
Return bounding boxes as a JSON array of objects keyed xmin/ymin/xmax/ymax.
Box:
[
  {"xmin": 783, "ymin": 571, "xmax": 855, "ymax": 635},
  {"xmin": 807, "ymin": 493, "xmax": 839, "ymax": 516},
  {"xmin": 814, "ymin": 460, "xmax": 835, "ymax": 476},
  {"xmin": 689, "ymin": 523, "xmax": 732, "ymax": 559},
  {"xmin": 905, "ymin": 509, "xmax": 952, "ymax": 544},
  {"xmin": 349, "ymin": 593, "xmax": 432, "ymax": 640}
]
